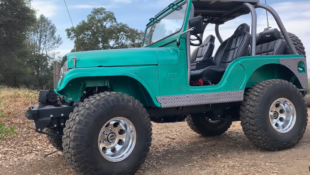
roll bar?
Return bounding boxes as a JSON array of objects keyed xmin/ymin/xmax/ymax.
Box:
[
  {"xmin": 215, "ymin": 24, "xmax": 223, "ymax": 44},
  {"xmin": 255, "ymin": 3, "xmax": 298, "ymax": 55},
  {"xmin": 244, "ymin": 3, "xmax": 257, "ymax": 56},
  {"xmin": 212, "ymin": 3, "xmax": 298, "ymax": 55}
]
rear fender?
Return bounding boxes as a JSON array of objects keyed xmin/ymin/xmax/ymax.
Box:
[
  {"xmin": 223, "ymin": 55, "xmax": 307, "ymax": 91},
  {"xmin": 246, "ymin": 64, "xmax": 304, "ymax": 89}
]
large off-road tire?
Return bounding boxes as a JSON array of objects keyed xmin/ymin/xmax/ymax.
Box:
[
  {"xmin": 240, "ymin": 80, "xmax": 308, "ymax": 151},
  {"xmin": 281, "ymin": 32, "xmax": 306, "ymax": 56},
  {"xmin": 45, "ymin": 128, "xmax": 63, "ymax": 151},
  {"xmin": 186, "ymin": 114, "xmax": 232, "ymax": 137},
  {"xmin": 62, "ymin": 92, "xmax": 152, "ymax": 175}
]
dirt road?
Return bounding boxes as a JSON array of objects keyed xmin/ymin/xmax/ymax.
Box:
[{"xmin": 0, "ymin": 120, "xmax": 309, "ymax": 175}]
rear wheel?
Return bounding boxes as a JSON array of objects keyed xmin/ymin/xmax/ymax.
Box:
[
  {"xmin": 186, "ymin": 113, "xmax": 232, "ymax": 137},
  {"xmin": 62, "ymin": 92, "xmax": 152, "ymax": 175},
  {"xmin": 240, "ymin": 80, "xmax": 308, "ymax": 151}
]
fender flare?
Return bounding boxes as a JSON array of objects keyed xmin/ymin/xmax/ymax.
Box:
[{"xmin": 56, "ymin": 67, "xmax": 161, "ymax": 107}]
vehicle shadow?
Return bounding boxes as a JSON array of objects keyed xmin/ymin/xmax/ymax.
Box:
[{"xmin": 137, "ymin": 127, "xmax": 310, "ymax": 175}]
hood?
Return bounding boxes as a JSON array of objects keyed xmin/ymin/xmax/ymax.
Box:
[{"xmin": 65, "ymin": 47, "xmax": 177, "ymax": 68}]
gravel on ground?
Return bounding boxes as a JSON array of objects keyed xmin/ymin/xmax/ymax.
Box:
[{"xmin": 0, "ymin": 114, "xmax": 309, "ymax": 175}]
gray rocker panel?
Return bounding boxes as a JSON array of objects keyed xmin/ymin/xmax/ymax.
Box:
[
  {"xmin": 156, "ymin": 91, "xmax": 244, "ymax": 108},
  {"xmin": 279, "ymin": 58, "xmax": 308, "ymax": 90}
]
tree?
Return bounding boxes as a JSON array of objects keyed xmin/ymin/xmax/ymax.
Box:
[
  {"xmin": 29, "ymin": 15, "xmax": 62, "ymax": 55},
  {"xmin": 0, "ymin": 0, "xmax": 36, "ymax": 87},
  {"xmin": 66, "ymin": 8, "xmax": 144, "ymax": 51},
  {"xmin": 27, "ymin": 15, "xmax": 62, "ymax": 88},
  {"xmin": 0, "ymin": 1, "xmax": 61, "ymax": 89}
]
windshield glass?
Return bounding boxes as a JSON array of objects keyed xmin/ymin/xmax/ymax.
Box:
[{"xmin": 143, "ymin": 3, "xmax": 188, "ymax": 46}]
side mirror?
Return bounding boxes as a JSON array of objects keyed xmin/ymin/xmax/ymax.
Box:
[
  {"xmin": 176, "ymin": 16, "xmax": 204, "ymax": 47},
  {"xmin": 189, "ymin": 16, "xmax": 203, "ymax": 34}
]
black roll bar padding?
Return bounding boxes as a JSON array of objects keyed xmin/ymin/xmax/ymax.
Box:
[
  {"xmin": 215, "ymin": 24, "xmax": 223, "ymax": 44},
  {"xmin": 255, "ymin": 3, "xmax": 298, "ymax": 55},
  {"xmin": 243, "ymin": 3, "xmax": 257, "ymax": 56},
  {"xmin": 213, "ymin": 5, "xmax": 245, "ymax": 24}
]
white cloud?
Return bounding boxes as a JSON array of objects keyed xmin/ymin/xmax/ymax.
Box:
[
  {"xmin": 70, "ymin": 0, "xmax": 134, "ymax": 9},
  {"xmin": 69, "ymin": 0, "xmax": 170, "ymax": 11},
  {"xmin": 31, "ymin": 0, "xmax": 58, "ymax": 18},
  {"xmin": 138, "ymin": 0, "xmax": 175, "ymax": 10},
  {"xmin": 70, "ymin": 5, "xmax": 95, "ymax": 9},
  {"xmin": 70, "ymin": 4, "xmax": 113, "ymax": 9},
  {"xmin": 112, "ymin": 0, "xmax": 132, "ymax": 3}
]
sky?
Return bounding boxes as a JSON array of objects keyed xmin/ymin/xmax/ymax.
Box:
[{"xmin": 31, "ymin": 0, "xmax": 310, "ymax": 67}]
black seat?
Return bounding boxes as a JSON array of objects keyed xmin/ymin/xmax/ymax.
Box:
[
  {"xmin": 191, "ymin": 23, "xmax": 251, "ymax": 84},
  {"xmin": 190, "ymin": 35, "xmax": 215, "ymax": 63},
  {"xmin": 256, "ymin": 28, "xmax": 286, "ymax": 55}
]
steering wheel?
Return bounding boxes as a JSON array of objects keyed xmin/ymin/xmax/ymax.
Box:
[{"xmin": 190, "ymin": 34, "xmax": 202, "ymax": 46}]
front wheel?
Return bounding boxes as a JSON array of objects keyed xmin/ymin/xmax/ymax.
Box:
[
  {"xmin": 240, "ymin": 80, "xmax": 308, "ymax": 151},
  {"xmin": 45, "ymin": 128, "xmax": 63, "ymax": 151},
  {"xmin": 62, "ymin": 92, "xmax": 152, "ymax": 175}
]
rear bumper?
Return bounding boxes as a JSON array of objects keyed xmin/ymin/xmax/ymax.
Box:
[{"xmin": 26, "ymin": 105, "xmax": 74, "ymax": 132}]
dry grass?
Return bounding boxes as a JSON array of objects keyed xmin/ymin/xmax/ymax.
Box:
[
  {"xmin": 0, "ymin": 86, "xmax": 38, "ymax": 124},
  {"xmin": 0, "ymin": 86, "xmax": 38, "ymax": 139},
  {"xmin": 0, "ymin": 86, "xmax": 57, "ymax": 168}
]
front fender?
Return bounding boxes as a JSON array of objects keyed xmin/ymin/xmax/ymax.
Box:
[{"xmin": 55, "ymin": 66, "xmax": 161, "ymax": 107}]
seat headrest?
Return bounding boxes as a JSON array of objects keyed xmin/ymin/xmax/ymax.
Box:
[
  {"xmin": 257, "ymin": 28, "xmax": 282, "ymax": 45},
  {"xmin": 208, "ymin": 35, "xmax": 215, "ymax": 43},
  {"xmin": 202, "ymin": 35, "xmax": 215, "ymax": 45},
  {"xmin": 234, "ymin": 23, "xmax": 250, "ymax": 35}
]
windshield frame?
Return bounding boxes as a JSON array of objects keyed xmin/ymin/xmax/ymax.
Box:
[{"xmin": 142, "ymin": 1, "xmax": 188, "ymax": 47}]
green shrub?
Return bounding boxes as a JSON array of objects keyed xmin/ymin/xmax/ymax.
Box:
[{"xmin": 0, "ymin": 121, "xmax": 17, "ymax": 139}]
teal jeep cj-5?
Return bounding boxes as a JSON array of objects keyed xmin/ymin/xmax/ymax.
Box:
[{"xmin": 26, "ymin": 0, "xmax": 308, "ymax": 174}]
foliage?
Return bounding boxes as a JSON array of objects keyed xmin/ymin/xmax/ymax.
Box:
[
  {"xmin": 0, "ymin": 0, "xmax": 36, "ymax": 56},
  {"xmin": 0, "ymin": 93, "xmax": 17, "ymax": 139},
  {"xmin": 0, "ymin": 121, "xmax": 17, "ymax": 139},
  {"xmin": 26, "ymin": 15, "xmax": 62, "ymax": 88},
  {"xmin": 66, "ymin": 8, "xmax": 144, "ymax": 51},
  {"xmin": 0, "ymin": 1, "xmax": 61, "ymax": 89},
  {"xmin": 0, "ymin": 2, "xmax": 144, "ymax": 89},
  {"xmin": 28, "ymin": 15, "xmax": 62, "ymax": 55},
  {"xmin": 0, "ymin": 0, "xmax": 36, "ymax": 87}
]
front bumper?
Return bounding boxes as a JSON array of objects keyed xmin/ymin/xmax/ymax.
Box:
[{"xmin": 26, "ymin": 105, "xmax": 74, "ymax": 132}]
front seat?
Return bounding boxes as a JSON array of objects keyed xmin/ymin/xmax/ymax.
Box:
[
  {"xmin": 256, "ymin": 28, "xmax": 286, "ymax": 55},
  {"xmin": 190, "ymin": 35, "xmax": 215, "ymax": 63},
  {"xmin": 191, "ymin": 23, "xmax": 251, "ymax": 84}
]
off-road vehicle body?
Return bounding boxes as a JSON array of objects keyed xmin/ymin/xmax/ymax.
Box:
[{"xmin": 26, "ymin": 0, "xmax": 308, "ymax": 174}]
